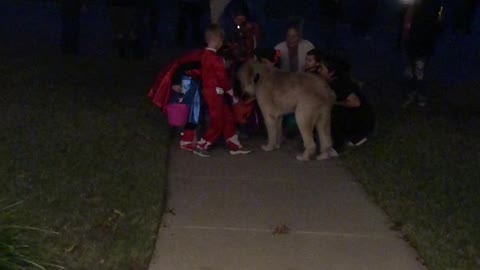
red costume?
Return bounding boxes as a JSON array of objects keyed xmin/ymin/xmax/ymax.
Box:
[
  {"xmin": 196, "ymin": 48, "xmax": 243, "ymax": 151},
  {"xmin": 147, "ymin": 49, "xmax": 204, "ymax": 113}
]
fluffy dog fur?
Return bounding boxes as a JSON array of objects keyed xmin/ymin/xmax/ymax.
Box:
[{"xmin": 237, "ymin": 60, "xmax": 337, "ymax": 161}]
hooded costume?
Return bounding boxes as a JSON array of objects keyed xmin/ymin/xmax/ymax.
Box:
[{"xmin": 148, "ymin": 50, "xmax": 204, "ymax": 147}]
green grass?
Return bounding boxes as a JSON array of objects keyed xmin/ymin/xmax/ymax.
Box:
[
  {"xmin": 341, "ymin": 93, "xmax": 480, "ymax": 270},
  {"xmin": 0, "ymin": 49, "xmax": 172, "ymax": 269}
]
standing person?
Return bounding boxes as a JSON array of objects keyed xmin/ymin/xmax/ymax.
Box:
[
  {"xmin": 176, "ymin": 0, "xmax": 209, "ymax": 48},
  {"xmin": 274, "ymin": 22, "xmax": 315, "ymax": 72},
  {"xmin": 222, "ymin": 0, "xmax": 261, "ymax": 66},
  {"xmin": 396, "ymin": 0, "xmax": 414, "ymax": 50},
  {"xmin": 401, "ymin": 0, "xmax": 444, "ymax": 107},
  {"xmin": 194, "ymin": 24, "xmax": 252, "ymax": 157},
  {"xmin": 223, "ymin": 1, "xmax": 262, "ymax": 97},
  {"xmin": 60, "ymin": 0, "xmax": 85, "ymax": 54}
]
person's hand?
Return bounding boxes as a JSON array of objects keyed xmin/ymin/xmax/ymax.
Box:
[
  {"xmin": 172, "ymin": 85, "xmax": 182, "ymax": 93},
  {"xmin": 336, "ymin": 93, "xmax": 361, "ymax": 108}
]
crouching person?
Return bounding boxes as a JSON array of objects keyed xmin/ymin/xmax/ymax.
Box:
[{"xmin": 305, "ymin": 49, "xmax": 375, "ymax": 153}]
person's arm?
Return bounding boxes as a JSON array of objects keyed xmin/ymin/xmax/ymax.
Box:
[
  {"xmin": 332, "ymin": 77, "xmax": 362, "ymax": 108},
  {"xmin": 336, "ymin": 93, "xmax": 361, "ymax": 108},
  {"xmin": 212, "ymin": 55, "xmax": 231, "ymax": 93}
]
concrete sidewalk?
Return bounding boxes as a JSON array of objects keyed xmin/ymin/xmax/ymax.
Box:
[{"xmin": 149, "ymin": 137, "xmax": 426, "ymax": 270}]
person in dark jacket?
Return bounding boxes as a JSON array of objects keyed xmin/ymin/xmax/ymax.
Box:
[
  {"xmin": 306, "ymin": 49, "xmax": 375, "ymax": 153},
  {"xmin": 401, "ymin": 0, "xmax": 444, "ymax": 107}
]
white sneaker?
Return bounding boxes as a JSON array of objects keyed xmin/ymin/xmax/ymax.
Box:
[
  {"xmin": 347, "ymin": 137, "xmax": 368, "ymax": 147},
  {"xmin": 229, "ymin": 148, "xmax": 253, "ymax": 155}
]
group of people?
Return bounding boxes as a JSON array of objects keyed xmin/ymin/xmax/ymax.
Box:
[
  {"xmin": 146, "ymin": 0, "xmax": 478, "ymax": 158},
  {"xmin": 148, "ymin": 0, "xmax": 378, "ymax": 158},
  {"xmin": 256, "ymin": 34, "xmax": 374, "ymax": 153}
]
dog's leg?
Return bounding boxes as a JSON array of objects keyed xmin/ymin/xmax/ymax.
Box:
[
  {"xmin": 275, "ymin": 116, "xmax": 283, "ymax": 149},
  {"xmin": 262, "ymin": 114, "xmax": 279, "ymax": 151},
  {"xmin": 295, "ymin": 111, "xmax": 316, "ymax": 161},
  {"xmin": 316, "ymin": 105, "xmax": 337, "ymax": 160}
]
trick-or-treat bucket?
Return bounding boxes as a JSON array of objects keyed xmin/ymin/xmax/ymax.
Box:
[{"xmin": 165, "ymin": 103, "xmax": 189, "ymax": 127}]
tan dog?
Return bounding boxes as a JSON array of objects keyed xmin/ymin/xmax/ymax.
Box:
[{"xmin": 237, "ymin": 61, "xmax": 338, "ymax": 161}]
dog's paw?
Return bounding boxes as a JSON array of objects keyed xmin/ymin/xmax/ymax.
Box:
[
  {"xmin": 262, "ymin": 144, "xmax": 276, "ymax": 152},
  {"xmin": 296, "ymin": 154, "xmax": 311, "ymax": 161},
  {"xmin": 328, "ymin": 148, "xmax": 339, "ymax": 158},
  {"xmin": 316, "ymin": 153, "xmax": 330, "ymax": 161},
  {"xmin": 316, "ymin": 148, "xmax": 339, "ymax": 160}
]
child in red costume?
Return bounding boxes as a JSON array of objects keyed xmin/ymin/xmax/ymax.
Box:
[{"xmin": 194, "ymin": 24, "xmax": 251, "ymax": 157}]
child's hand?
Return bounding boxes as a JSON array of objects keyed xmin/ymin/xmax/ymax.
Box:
[{"xmin": 171, "ymin": 85, "xmax": 182, "ymax": 93}]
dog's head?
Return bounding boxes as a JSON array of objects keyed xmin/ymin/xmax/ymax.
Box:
[{"xmin": 237, "ymin": 60, "xmax": 263, "ymax": 96}]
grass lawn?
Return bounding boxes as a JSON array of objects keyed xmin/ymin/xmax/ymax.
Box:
[
  {"xmin": 341, "ymin": 81, "xmax": 480, "ymax": 270},
  {"xmin": 0, "ymin": 48, "xmax": 172, "ymax": 269}
]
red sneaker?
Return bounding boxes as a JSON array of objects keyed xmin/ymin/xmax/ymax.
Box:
[
  {"xmin": 180, "ymin": 141, "xmax": 196, "ymax": 152},
  {"xmin": 193, "ymin": 139, "xmax": 212, "ymax": 157},
  {"xmin": 225, "ymin": 140, "xmax": 252, "ymax": 155}
]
